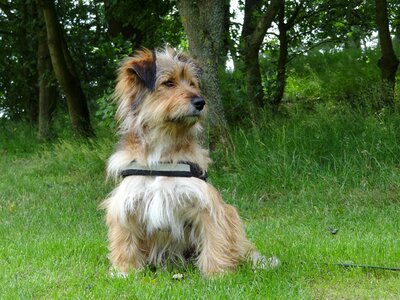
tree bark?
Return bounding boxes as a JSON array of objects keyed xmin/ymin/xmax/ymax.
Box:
[
  {"xmin": 241, "ymin": 0, "xmax": 281, "ymax": 107},
  {"xmin": 176, "ymin": 0, "xmax": 228, "ymax": 144},
  {"xmin": 271, "ymin": 0, "xmax": 288, "ymax": 113},
  {"xmin": 221, "ymin": 1, "xmax": 232, "ymax": 63},
  {"xmin": 375, "ymin": 0, "xmax": 399, "ymax": 108},
  {"xmin": 37, "ymin": 8, "xmax": 57, "ymax": 140},
  {"xmin": 38, "ymin": 0, "xmax": 94, "ymax": 137}
]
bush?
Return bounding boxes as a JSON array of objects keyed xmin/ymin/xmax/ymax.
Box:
[
  {"xmin": 283, "ymin": 49, "xmax": 383, "ymax": 112},
  {"xmin": 95, "ymin": 90, "xmax": 117, "ymax": 131},
  {"xmin": 219, "ymin": 66, "xmax": 251, "ymax": 124}
]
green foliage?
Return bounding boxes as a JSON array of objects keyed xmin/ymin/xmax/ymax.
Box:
[
  {"xmin": 222, "ymin": 47, "xmax": 393, "ymax": 125},
  {"xmin": 104, "ymin": 0, "xmax": 183, "ymax": 48},
  {"xmin": 281, "ymin": 49, "xmax": 386, "ymax": 112},
  {"xmin": 0, "ymin": 0, "xmax": 397, "ymax": 132},
  {"xmin": 219, "ymin": 67, "xmax": 250, "ymax": 123},
  {"xmin": 56, "ymin": 2, "xmax": 131, "ymax": 106},
  {"xmin": 95, "ymin": 90, "xmax": 117, "ymax": 130},
  {"xmin": 0, "ymin": 0, "xmax": 38, "ymax": 121}
]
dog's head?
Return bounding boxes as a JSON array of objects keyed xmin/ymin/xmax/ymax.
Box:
[{"xmin": 115, "ymin": 47, "xmax": 205, "ymax": 134}]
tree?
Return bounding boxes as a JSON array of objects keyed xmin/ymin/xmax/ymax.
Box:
[
  {"xmin": 37, "ymin": 7, "xmax": 57, "ymax": 140},
  {"xmin": 240, "ymin": 0, "xmax": 281, "ymax": 108},
  {"xmin": 269, "ymin": 0, "xmax": 302, "ymax": 112},
  {"xmin": 38, "ymin": 0, "xmax": 94, "ymax": 137},
  {"xmin": 375, "ymin": 0, "xmax": 399, "ymax": 108},
  {"xmin": 176, "ymin": 0, "xmax": 228, "ymax": 141}
]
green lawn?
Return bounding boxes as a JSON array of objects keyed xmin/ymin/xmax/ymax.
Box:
[{"xmin": 1, "ymin": 112, "xmax": 399, "ymax": 299}]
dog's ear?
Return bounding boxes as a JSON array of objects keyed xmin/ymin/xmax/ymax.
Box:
[{"xmin": 129, "ymin": 50, "xmax": 157, "ymax": 90}]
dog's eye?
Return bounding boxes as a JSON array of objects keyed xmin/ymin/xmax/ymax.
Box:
[
  {"xmin": 163, "ymin": 81, "xmax": 176, "ymax": 88},
  {"xmin": 189, "ymin": 81, "xmax": 196, "ymax": 87}
]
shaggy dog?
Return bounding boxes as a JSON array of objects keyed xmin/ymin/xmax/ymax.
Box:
[{"xmin": 102, "ymin": 47, "xmax": 275, "ymax": 277}]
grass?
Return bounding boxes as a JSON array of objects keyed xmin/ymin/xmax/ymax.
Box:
[{"xmin": 1, "ymin": 110, "xmax": 399, "ymax": 299}]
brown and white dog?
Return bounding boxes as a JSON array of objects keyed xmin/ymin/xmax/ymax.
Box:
[{"xmin": 102, "ymin": 47, "xmax": 276, "ymax": 277}]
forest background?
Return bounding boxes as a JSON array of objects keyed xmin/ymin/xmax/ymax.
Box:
[{"xmin": 0, "ymin": 0, "xmax": 399, "ymax": 298}]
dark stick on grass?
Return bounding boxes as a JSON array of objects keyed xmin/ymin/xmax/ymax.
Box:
[{"xmin": 332, "ymin": 263, "xmax": 400, "ymax": 272}]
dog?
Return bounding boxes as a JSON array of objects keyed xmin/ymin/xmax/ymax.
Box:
[{"xmin": 102, "ymin": 47, "xmax": 276, "ymax": 277}]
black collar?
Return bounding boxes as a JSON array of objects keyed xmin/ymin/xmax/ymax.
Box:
[{"xmin": 120, "ymin": 161, "xmax": 208, "ymax": 181}]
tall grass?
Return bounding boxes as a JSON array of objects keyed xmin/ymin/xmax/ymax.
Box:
[{"xmin": 215, "ymin": 106, "xmax": 400, "ymax": 192}]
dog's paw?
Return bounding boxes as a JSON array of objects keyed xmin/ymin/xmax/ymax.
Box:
[
  {"xmin": 265, "ymin": 256, "xmax": 280, "ymax": 269},
  {"xmin": 109, "ymin": 266, "xmax": 128, "ymax": 279},
  {"xmin": 251, "ymin": 253, "xmax": 280, "ymax": 271}
]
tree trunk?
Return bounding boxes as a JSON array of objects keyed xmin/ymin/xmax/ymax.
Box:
[
  {"xmin": 244, "ymin": 45, "xmax": 264, "ymax": 107},
  {"xmin": 37, "ymin": 8, "xmax": 57, "ymax": 140},
  {"xmin": 38, "ymin": 0, "xmax": 94, "ymax": 137},
  {"xmin": 241, "ymin": 0, "xmax": 281, "ymax": 107},
  {"xmin": 271, "ymin": 0, "xmax": 288, "ymax": 113},
  {"xmin": 375, "ymin": 0, "xmax": 399, "ymax": 108},
  {"xmin": 176, "ymin": 0, "xmax": 227, "ymax": 144},
  {"xmin": 221, "ymin": 1, "xmax": 232, "ymax": 63}
]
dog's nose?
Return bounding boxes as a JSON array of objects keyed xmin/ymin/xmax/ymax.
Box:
[{"xmin": 191, "ymin": 96, "xmax": 206, "ymax": 111}]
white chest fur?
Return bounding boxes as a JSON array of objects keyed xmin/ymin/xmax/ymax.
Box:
[{"xmin": 108, "ymin": 176, "xmax": 210, "ymax": 240}]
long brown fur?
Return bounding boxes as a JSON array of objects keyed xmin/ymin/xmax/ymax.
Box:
[{"xmin": 102, "ymin": 47, "xmax": 269, "ymax": 277}]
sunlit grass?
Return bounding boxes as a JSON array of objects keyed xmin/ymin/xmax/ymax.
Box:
[{"xmin": 1, "ymin": 111, "xmax": 399, "ymax": 299}]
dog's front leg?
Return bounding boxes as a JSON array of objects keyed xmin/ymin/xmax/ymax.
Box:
[
  {"xmin": 106, "ymin": 214, "xmax": 147, "ymax": 275},
  {"xmin": 193, "ymin": 186, "xmax": 255, "ymax": 277},
  {"xmin": 195, "ymin": 209, "xmax": 235, "ymax": 276}
]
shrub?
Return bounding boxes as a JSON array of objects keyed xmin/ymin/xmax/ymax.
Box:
[{"xmin": 283, "ymin": 49, "xmax": 383, "ymax": 112}]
